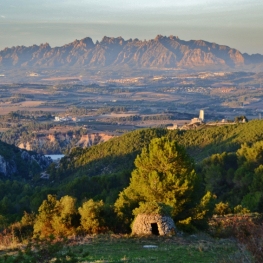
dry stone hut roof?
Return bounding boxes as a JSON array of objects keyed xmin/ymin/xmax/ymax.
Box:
[{"xmin": 132, "ymin": 214, "xmax": 176, "ymax": 236}]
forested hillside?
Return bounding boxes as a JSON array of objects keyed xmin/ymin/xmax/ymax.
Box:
[
  {"xmin": 1, "ymin": 120, "xmax": 263, "ymax": 232},
  {"xmin": 56, "ymin": 120, "xmax": 263, "ymax": 178}
]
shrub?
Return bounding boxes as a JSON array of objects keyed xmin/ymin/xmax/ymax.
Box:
[
  {"xmin": 78, "ymin": 199, "xmax": 107, "ymax": 234},
  {"xmin": 214, "ymin": 202, "xmax": 231, "ymax": 215},
  {"xmin": 233, "ymin": 205, "xmax": 250, "ymax": 214},
  {"xmin": 176, "ymin": 217, "xmax": 197, "ymax": 233}
]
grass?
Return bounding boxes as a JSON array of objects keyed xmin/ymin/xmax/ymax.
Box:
[
  {"xmin": 0, "ymin": 234, "xmax": 253, "ymax": 263},
  {"xmin": 0, "ymin": 234, "xmax": 252, "ymax": 263},
  {"xmin": 62, "ymin": 234, "xmax": 251, "ymax": 263}
]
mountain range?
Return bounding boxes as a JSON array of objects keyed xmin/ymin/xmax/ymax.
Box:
[{"xmin": 1, "ymin": 35, "xmax": 263, "ymax": 71}]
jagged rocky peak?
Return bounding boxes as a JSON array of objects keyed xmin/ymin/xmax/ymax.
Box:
[
  {"xmin": 155, "ymin": 35, "xmax": 180, "ymax": 42},
  {"xmin": 39, "ymin": 43, "xmax": 51, "ymax": 49},
  {"xmin": 38, "ymin": 43, "xmax": 51, "ymax": 52},
  {"xmin": 155, "ymin": 34, "xmax": 165, "ymax": 41},
  {"xmin": 169, "ymin": 35, "xmax": 179, "ymax": 40},
  {"xmin": 100, "ymin": 36, "xmax": 125, "ymax": 45},
  {"xmin": 79, "ymin": 37, "xmax": 95, "ymax": 47},
  {"xmin": 194, "ymin": 40, "xmax": 208, "ymax": 46}
]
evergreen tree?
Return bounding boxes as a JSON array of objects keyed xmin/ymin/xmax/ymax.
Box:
[
  {"xmin": 33, "ymin": 195, "xmax": 59, "ymax": 238},
  {"xmin": 114, "ymin": 137, "xmax": 202, "ymax": 228}
]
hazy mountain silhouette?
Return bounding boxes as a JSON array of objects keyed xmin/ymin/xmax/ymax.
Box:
[{"xmin": 1, "ymin": 35, "xmax": 263, "ymax": 71}]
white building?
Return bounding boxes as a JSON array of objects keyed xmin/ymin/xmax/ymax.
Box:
[{"xmin": 199, "ymin": 110, "xmax": 204, "ymax": 122}]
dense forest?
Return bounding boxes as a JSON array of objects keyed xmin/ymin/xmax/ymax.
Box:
[{"xmin": 1, "ymin": 120, "xmax": 263, "ymax": 236}]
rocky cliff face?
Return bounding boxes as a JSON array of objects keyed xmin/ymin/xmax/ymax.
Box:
[
  {"xmin": 17, "ymin": 132, "xmax": 114, "ymax": 154},
  {"xmin": 0, "ymin": 141, "xmax": 52, "ymax": 177},
  {"xmin": 1, "ymin": 35, "xmax": 263, "ymax": 70}
]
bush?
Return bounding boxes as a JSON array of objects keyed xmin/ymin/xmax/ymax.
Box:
[
  {"xmin": 78, "ymin": 199, "xmax": 107, "ymax": 234},
  {"xmin": 214, "ymin": 202, "xmax": 231, "ymax": 215},
  {"xmin": 233, "ymin": 205, "xmax": 250, "ymax": 214},
  {"xmin": 176, "ymin": 217, "xmax": 197, "ymax": 233}
]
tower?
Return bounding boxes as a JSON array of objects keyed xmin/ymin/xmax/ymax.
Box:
[{"xmin": 199, "ymin": 110, "xmax": 204, "ymax": 122}]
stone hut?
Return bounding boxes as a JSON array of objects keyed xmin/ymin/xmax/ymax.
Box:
[{"xmin": 132, "ymin": 214, "xmax": 176, "ymax": 236}]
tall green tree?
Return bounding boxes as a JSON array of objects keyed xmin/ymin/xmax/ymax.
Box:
[{"xmin": 114, "ymin": 137, "xmax": 204, "ymax": 228}]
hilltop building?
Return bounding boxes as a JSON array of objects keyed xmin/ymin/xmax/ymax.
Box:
[
  {"xmin": 190, "ymin": 109, "xmax": 205, "ymax": 124},
  {"xmin": 167, "ymin": 124, "xmax": 178, "ymax": 130},
  {"xmin": 199, "ymin": 109, "xmax": 204, "ymax": 122}
]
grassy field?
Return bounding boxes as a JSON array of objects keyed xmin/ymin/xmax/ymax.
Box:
[{"xmin": 0, "ymin": 234, "xmax": 251, "ymax": 263}]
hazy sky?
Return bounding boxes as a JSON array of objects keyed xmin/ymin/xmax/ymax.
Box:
[{"xmin": 1, "ymin": 0, "xmax": 263, "ymax": 54}]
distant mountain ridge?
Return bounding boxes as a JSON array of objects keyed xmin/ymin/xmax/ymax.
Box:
[{"xmin": 1, "ymin": 35, "xmax": 263, "ymax": 71}]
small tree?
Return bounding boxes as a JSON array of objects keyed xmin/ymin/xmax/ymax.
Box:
[
  {"xmin": 78, "ymin": 199, "xmax": 106, "ymax": 234},
  {"xmin": 52, "ymin": 195, "xmax": 78, "ymax": 236},
  {"xmin": 33, "ymin": 195, "xmax": 77, "ymax": 238},
  {"xmin": 34, "ymin": 195, "xmax": 59, "ymax": 238}
]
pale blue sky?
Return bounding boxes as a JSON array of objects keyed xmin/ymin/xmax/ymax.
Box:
[{"xmin": 0, "ymin": 0, "xmax": 263, "ymax": 54}]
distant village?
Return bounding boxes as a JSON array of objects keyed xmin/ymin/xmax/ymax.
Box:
[{"xmin": 54, "ymin": 116, "xmax": 82, "ymax": 122}]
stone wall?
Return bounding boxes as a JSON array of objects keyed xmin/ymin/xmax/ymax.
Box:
[{"xmin": 132, "ymin": 214, "xmax": 176, "ymax": 236}]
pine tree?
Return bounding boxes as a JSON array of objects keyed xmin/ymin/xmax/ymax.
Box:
[{"xmin": 114, "ymin": 137, "xmax": 200, "ymax": 226}]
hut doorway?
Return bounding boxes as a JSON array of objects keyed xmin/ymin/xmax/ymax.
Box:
[{"xmin": 151, "ymin": 223, "xmax": 159, "ymax": 235}]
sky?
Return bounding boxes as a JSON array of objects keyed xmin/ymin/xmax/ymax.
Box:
[{"xmin": 0, "ymin": 0, "xmax": 263, "ymax": 54}]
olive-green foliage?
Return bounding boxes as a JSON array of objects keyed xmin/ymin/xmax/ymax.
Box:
[
  {"xmin": 52, "ymin": 195, "xmax": 79, "ymax": 236},
  {"xmin": 0, "ymin": 180, "xmax": 34, "ymax": 222},
  {"xmin": 56, "ymin": 120, "xmax": 263, "ymax": 182},
  {"xmin": 190, "ymin": 191, "xmax": 216, "ymax": 230},
  {"xmin": 114, "ymin": 137, "xmax": 204, "ymax": 230},
  {"xmin": 34, "ymin": 195, "xmax": 77, "ymax": 238},
  {"xmin": 78, "ymin": 199, "xmax": 106, "ymax": 234},
  {"xmin": 202, "ymin": 140, "xmax": 263, "ymax": 211},
  {"xmin": 202, "ymin": 152, "xmax": 237, "ymax": 201},
  {"xmin": 168, "ymin": 120, "xmax": 263, "ymax": 161},
  {"xmin": 174, "ymin": 191, "xmax": 215, "ymax": 232},
  {"xmin": 132, "ymin": 201, "xmax": 172, "ymax": 217},
  {"xmin": 58, "ymin": 128, "xmax": 169, "ymax": 178}
]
